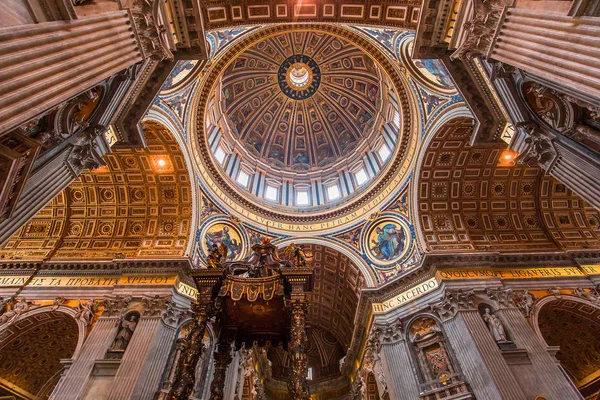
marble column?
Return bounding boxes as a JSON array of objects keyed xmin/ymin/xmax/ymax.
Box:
[
  {"xmin": 50, "ymin": 317, "xmax": 119, "ymax": 400},
  {"xmin": 498, "ymin": 307, "xmax": 581, "ymax": 399},
  {"xmin": 209, "ymin": 341, "xmax": 233, "ymax": 400},
  {"xmin": 491, "ymin": 8, "xmax": 600, "ymax": 106},
  {"xmin": 0, "ymin": 12, "xmax": 143, "ymax": 133}
]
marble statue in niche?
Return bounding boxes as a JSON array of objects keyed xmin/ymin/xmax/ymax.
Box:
[
  {"xmin": 482, "ymin": 308, "xmax": 509, "ymax": 343},
  {"xmin": 108, "ymin": 312, "xmax": 139, "ymax": 354}
]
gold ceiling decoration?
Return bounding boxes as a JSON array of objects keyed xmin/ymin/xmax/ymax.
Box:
[
  {"xmin": 191, "ymin": 24, "xmax": 417, "ymax": 234},
  {"xmin": 0, "ymin": 121, "xmax": 192, "ymax": 261},
  {"xmin": 0, "ymin": 311, "xmax": 79, "ymax": 399},
  {"xmin": 417, "ymin": 117, "xmax": 600, "ymax": 252}
]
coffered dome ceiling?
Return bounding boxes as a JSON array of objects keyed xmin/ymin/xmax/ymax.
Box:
[
  {"xmin": 217, "ymin": 31, "xmax": 385, "ymax": 174},
  {"xmin": 194, "ymin": 25, "xmax": 416, "ymax": 234}
]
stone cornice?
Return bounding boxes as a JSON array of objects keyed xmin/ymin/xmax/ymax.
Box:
[
  {"xmin": 348, "ymin": 249, "xmax": 600, "ymax": 365},
  {"xmin": 0, "ymin": 258, "xmax": 193, "ymax": 277}
]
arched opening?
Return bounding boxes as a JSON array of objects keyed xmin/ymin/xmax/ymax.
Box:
[
  {"xmin": 415, "ymin": 116, "xmax": 600, "ymax": 253},
  {"xmin": 537, "ymin": 297, "xmax": 600, "ymax": 399},
  {"xmin": 0, "ymin": 120, "xmax": 193, "ymax": 261},
  {"xmin": 0, "ymin": 311, "xmax": 79, "ymax": 399},
  {"xmin": 259, "ymin": 243, "xmax": 366, "ymax": 399}
]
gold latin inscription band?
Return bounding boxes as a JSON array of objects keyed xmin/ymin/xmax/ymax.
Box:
[
  {"xmin": 437, "ymin": 266, "xmax": 587, "ymax": 280},
  {"xmin": 0, "ymin": 275, "xmax": 200, "ymax": 299},
  {"xmin": 372, "ymin": 277, "xmax": 439, "ymax": 314}
]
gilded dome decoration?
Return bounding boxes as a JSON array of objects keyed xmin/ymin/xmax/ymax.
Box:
[
  {"xmin": 278, "ymin": 54, "xmax": 320, "ymax": 99},
  {"xmin": 191, "ymin": 25, "xmax": 417, "ymax": 234},
  {"xmin": 217, "ymin": 32, "xmax": 385, "ymax": 174}
]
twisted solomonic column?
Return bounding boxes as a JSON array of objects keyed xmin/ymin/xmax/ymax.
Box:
[
  {"xmin": 287, "ymin": 300, "xmax": 310, "ymax": 400},
  {"xmin": 209, "ymin": 341, "xmax": 233, "ymax": 400},
  {"xmin": 167, "ymin": 302, "xmax": 214, "ymax": 399}
]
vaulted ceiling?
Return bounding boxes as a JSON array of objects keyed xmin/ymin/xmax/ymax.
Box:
[
  {"xmin": 0, "ymin": 311, "xmax": 78, "ymax": 399},
  {"xmin": 0, "ymin": 121, "xmax": 192, "ymax": 261},
  {"xmin": 218, "ymin": 31, "xmax": 385, "ymax": 173},
  {"xmin": 417, "ymin": 117, "xmax": 600, "ymax": 252},
  {"xmin": 538, "ymin": 298, "xmax": 600, "ymax": 385}
]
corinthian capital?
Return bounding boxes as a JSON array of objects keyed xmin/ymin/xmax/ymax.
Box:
[
  {"xmin": 450, "ymin": 0, "xmax": 506, "ymax": 60},
  {"xmin": 485, "ymin": 287, "xmax": 514, "ymax": 309},
  {"xmin": 142, "ymin": 294, "xmax": 171, "ymax": 317},
  {"xmin": 102, "ymin": 295, "xmax": 132, "ymax": 318},
  {"xmin": 431, "ymin": 289, "xmax": 475, "ymax": 321},
  {"xmin": 514, "ymin": 123, "xmax": 557, "ymax": 170},
  {"xmin": 131, "ymin": 0, "xmax": 174, "ymax": 62}
]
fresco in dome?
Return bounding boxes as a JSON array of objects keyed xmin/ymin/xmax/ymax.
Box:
[
  {"xmin": 366, "ymin": 218, "xmax": 409, "ymax": 264},
  {"xmin": 414, "ymin": 59, "xmax": 454, "ymax": 89},
  {"xmin": 207, "ymin": 26, "xmax": 255, "ymax": 58},
  {"xmin": 218, "ymin": 31, "xmax": 384, "ymax": 174},
  {"xmin": 356, "ymin": 27, "xmax": 398, "ymax": 58},
  {"xmin": 163, "ymin": 60, "xmax": 197, "ymax": 90},
  {"xmin": 202, "ymin": 221, "xmax": 244, "ymax": 262}
]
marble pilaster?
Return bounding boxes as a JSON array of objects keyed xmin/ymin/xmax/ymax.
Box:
[
  {"xmin": 50, "ymin": 317, "xmax": 119, "ymax": 400},
  {"xmin": 131, "ymin": 321, "xmax": 178, "ymax": 400},
  {"xmin": 0, "ymin": 12, "xmax": 143, "ymax": 133},
  {"xmin": 498, "ymin": 307, "xmax": 581, "ymax": 399},
  {"xmin": 491, "ymin": 8, "xmax": 600, "ymax": 106},
  {"xmin": 106, "ymin": 317, "xmax": 162, "ymax": 399},
  {"xmin": 379, "ymin": 338, "xmax": 420, "ymax": 400}
]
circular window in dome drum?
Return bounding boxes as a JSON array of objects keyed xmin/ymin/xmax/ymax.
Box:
[{"xmin": 278, "ymin": 55, "xmax": 321, "ymax": 100}]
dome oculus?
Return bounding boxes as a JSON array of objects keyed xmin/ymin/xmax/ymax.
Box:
[{"xmin": 278, "ymin": 54, "xmax": 320, "ymax": 100}]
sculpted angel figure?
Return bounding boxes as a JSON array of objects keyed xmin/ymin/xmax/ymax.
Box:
[
  {"xmin": 0, "ymin": 299, "xmax": 39, "ymax": 327},
  {"xmin": 284, "ymin": 243, "xmax": 307, "ymax": 267},
  {"xmin": 75, "ymin": 299, "xmax": 97, "ymax": 326},
  {"xmin": 518, "ymin": 290, "xmax": 536, "ymax": 317}
]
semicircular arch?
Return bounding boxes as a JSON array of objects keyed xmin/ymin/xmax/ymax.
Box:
[{"xmin": 0, "ymin": 121, "xmax": 194, "ymax": 261}]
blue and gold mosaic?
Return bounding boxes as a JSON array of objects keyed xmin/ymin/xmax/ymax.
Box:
[{"xmin": 277, "ymin": 54, "xmax": 321, "ymax": 100}]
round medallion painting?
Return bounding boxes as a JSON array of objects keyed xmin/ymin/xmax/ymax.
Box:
[
  {"xmin": 201, "ymin": 221, "xmax": 245, "ymax": 262},
  {"xmin": 364, "ymin": 217, "xmax": 411, "ymax": 265}
]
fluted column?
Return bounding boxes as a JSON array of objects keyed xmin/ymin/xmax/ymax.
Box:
[
  {"xmin": 209, "ymin": 341, "xmax": 233, "ymax": 400},
  {"xmin": 0, "ymin": 12, "xmax": 143, "ymax": 133},
  {"xmin": 433, "ymin": 290, "xmax": 527, "ymax": 400},
  {"xmin": 167, "ymin": 302, "xmax": 214, "ymax": 399},
  {"xmin": 491, "ymin": 8, "xmax": 600, "ymax": 105},
  {"xmin": 497, "ymin": 307, "xmax": 581, "ymax": 399},
  {"xmin": 287, "ymin": 301, "xmax": 310, "ymax": 400},
  {"xmin": 107, "ymin": 317, "xmax": 161, "ymax": 399},
  {"xmin": 547, "ymin": 139, "xmax": 600, "ymax": 209},
  {"xmin": 0, "ymin": 129, "xmax": 111, "ymax": 246},
  {"xmin": 131, "ymin": 321, "xmax": 178, "ymax": 400},
  {"xmin": 0, "ymin": 146, "xmax": 76, "ymax": 245},
  {"xmin": 51, "ymin": 317, "xmax": 119, "ymax": 400},
  {"xmin": 379, "ymin": 335, "xmax": 420, "ymax": 399}
]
